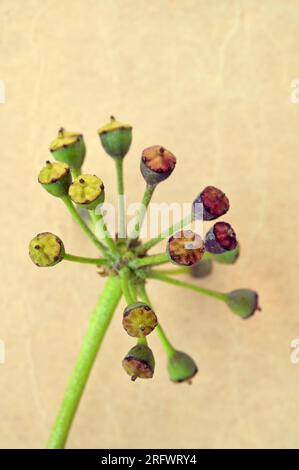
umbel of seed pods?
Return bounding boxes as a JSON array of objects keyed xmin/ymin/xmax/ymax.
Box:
[{"xmin": 29, "ymin": 116, "xmax": 260, "ymax": 386}]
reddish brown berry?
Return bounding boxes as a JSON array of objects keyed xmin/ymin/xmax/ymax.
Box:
[
  {"xmin": 193, "ymin": 186, "xmax": 229, "ymax": 221},
  {"xmin": 167, "ymin": 230, "xmax": 205, "ymax": 266},
  {"xmin": 140, "ymin": 145, "xmax": 176, "ymax": 185},
  {"xmin": 204, "ymin": 222, "xmax": 237, "ymax": 254}
]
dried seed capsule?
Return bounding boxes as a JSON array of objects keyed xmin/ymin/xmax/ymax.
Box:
[
  {"xmin": 191, "ymin": 258, "xmax": 213, "ymax": 278},
  {"xmin": 212, "ymin": 245, "xmax": 240, "ymax": 264},
  {"xmin": 122, "ymin": 344, "xmax": 155, "ymax": 381},
  {"xmin": 49, "ymin": 128, "xmax": 86, "ymax": 170},
  {"xmin": 204, "ymin": 222, "xmax": 237, "ymax": 254},
  {"xmin": 68, "ymin": 174, "xmax": 105, "ymax": 210},
  {"xmin": 123, "ymin": 302, "xmax": 158, "ymax": 337},
  {"xmin": 227, "ymin": 289, "xmax": 260, "ymax": 319},
  {"xmin": 167, "ymin": 351, "xmax": 198, "ymax": 383},
  {"xmin": 140, "ymin": 145, "xmax": 176, "ymax": 185},
  {"xmin": 167, "ymin": 230, "xmax": 205, "ymax": 266},
  {"xmin": 38, "ymin": 161, "xmax": 71, "ymax": 197},
  {"xmin": 98, "ymin": 116, "xmax": 132, "ymax": 159},
  {"xmin": 29, "ymin": 232, "xmax": 64, "ymax": 267},
  {"xmin": 193, "ymin": 186, "xmax": 229, "ymax": 221}
]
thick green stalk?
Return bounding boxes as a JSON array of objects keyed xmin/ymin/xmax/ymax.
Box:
[
  {"xmin": 138, "ymin": 283, "xmax": 175, "ymax": 357},
  {"xmin": 47, "ymin": 275, "xmax": 122, "ymax": 449},
  {"xmin": 91, "ymin": 210, "xmax": 118, "ymax": 255},
  {"xmin": 136, "ymin": 213, "xmax": 192, "ymax": 255},
  {"xmin": 64, "ymin": 253, "xmax": 107, "ymax": 266},
  {"xmin": 129, "ymin": 184, "xmax": 156, "ymax": 240},
  {"xmin": 148, "ymin": 270, "xmax": 228, "ymax": 302},
  {"xmin": 61, "ymin": 195, "xmax": 106, "ymax": 255},
  {"xmin": 114, "ymin": 159, "xmax": 126, "ymax": 238},
  {"xmin": 129, "ymin": 253, "xmax": 169, "ymax": 269}
]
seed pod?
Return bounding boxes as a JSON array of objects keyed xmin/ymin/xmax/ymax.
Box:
[
  {"xmin": 212, "ymin": 245, "xmax": 240, "ymax": 264},
  {"xmin": 29, "ymin": 232, "xmax": 64, "ymax": 267},
  {"xmin": 98, "ymin": 116, "xmax": 132, "ymax": 159},
  {"xmin": 193, "ymin": 186, "xmax": 229, "ymax": 221},
  {"xmin": 140, "ymin": 145, "xmax": 176, "ymax": 185},
  {"xmin": 167, "ymin": 351, "xmax": 198, "ymax": 383},
  {"xmin": 167, "ymin": 230, "xmax": 205, "ymax": 266},
  {"xmin": 122, "ymin": 344, "xmax": 155, "ymax": 381},
  {"xmin": 49, "ymin": 128, "xmax": 86, "ymax": 170},
  {"xmin": 123, "ymin": 302, "xmax": 158, "ymax": 337},
  {"xmin": 38, "ymin": 161, "xmax": 71, "ymax": 197},
  {"xmin": 204, "ymin": 222, "xmax": 237, "ymax": 254},
  {"xmin": 69, "ymin": 174, "xmax": 105, "ymax": 210},
  {"xmin": 227, "ymin": 289, "xmax": 260, "ymax": 319},
  {"xmin": 191, "ymin": 258, "xmax": 213, "ymax": 278}
]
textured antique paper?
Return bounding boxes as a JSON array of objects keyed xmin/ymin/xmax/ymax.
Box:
[{"xmin": 0, "ymin": 0, "xmax": 299, "ymax": 448}]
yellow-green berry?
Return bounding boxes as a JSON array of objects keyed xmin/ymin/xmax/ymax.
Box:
[
  {"xmin": 167, "ymin": 230, "xmax": 205, "ymax": 266},
  {"xmin": 122, "ymin": 344, "xmax": 155, "ymax": 381},
  {"xmin": 167, "ymin": 351, "xmax": 198, "ymax": 383},
  {"xmin": 50, "ymin": 128, "xmax": 86, "ymax": 170},
  {"xmin": 29, "ymin": 232, "xmax": 64, "ymax": 267},
  {"xmin": 98, "ymin": 116, "xmax": 132, "ymax": 159},
  {"xmin": 69, "ymin": 174, "xmax": 105, "ymax": 210},
  {"xmin": 123, "ymin": 302, "xmax": 158, "ymax": 337},
  {"xmin": 38, "ymin": 161, "xmax": 71, "ymax": 197}
]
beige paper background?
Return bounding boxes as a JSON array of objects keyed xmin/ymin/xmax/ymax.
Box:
[{"xmin": 1, "ymin": 0, "xmax": 299, "ymax": 449}]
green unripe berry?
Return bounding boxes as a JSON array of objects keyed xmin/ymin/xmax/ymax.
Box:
[
  {"xmin": 122, "ymin": 344, "xmax": 155, "ymax": 381},
  {"xmin": 98, "ymin": 116, "xmax": 132, "ymax": 159},
  {"xmin": 50, "ymin": 128, "xmax": 86, "ymax": 170},
  {"xmin": 191, "ymin": 258, "xmax": 213, "ymax": 278},
  {"xmin": 69, "ymin": 174, "xmax": 105, "ymax": 210},
  {"xmin": 227, "ymin": 289, "xmax": 260, "ymax": 319},
  {"xmin": 38, "ymin": 161, "xmax": 71, "ymax": 197},
  {"xmin": 167, "ymin": 351, "xmax": 198, "ymax": 383},
  {"xmin": 140, "ymin": 145, "xmax": 176, "ymax": 185},
  {"xmin": 29, "ymin": 232, "xmax": 64, "ymax": 267},
  {"xmin": 123, "ymin": 302, "xmax": 158, "ymax": 337}
]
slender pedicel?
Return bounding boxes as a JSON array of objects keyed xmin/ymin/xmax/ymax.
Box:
[
  {"xmin": 63, "ymin": 253, "xmax": 107, "ymax": 266},
  {"xmin": 50, "ymin": 128, "xmax": 86, "ymax": 174},
  {"xmin": 167, "ymin": 230, "xmax": 205, "ymax": 266},
  {"xmin": 29, "ymin": 232, "xmax": 64, "ymax": 267},
  {"xmin": 129, "ymin": 253, "xmax": 169, "ymax": 269},
  {"xmin": 128, "ymin": 183, "xmax": 156, "ymax": 240}
]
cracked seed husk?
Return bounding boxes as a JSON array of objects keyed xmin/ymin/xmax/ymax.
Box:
[
  {"xmin": 204, "ymin": 222, "xmax": 237, "ymax": 254},
  {"xmin": 193, "ymin": 186, "xmax": 229, "ymax": 221}
]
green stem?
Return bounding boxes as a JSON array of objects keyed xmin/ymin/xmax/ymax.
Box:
[
  {"xmin": 61, "ymin": 195, "xmax": 106, "ymax": 255},
  {"xmin": 64, "ymin": 253, "xmax": 107, "ymax": 266},
  {"xmin": 91, "ymin": 210, "xmax": 118, "ymax": 255},
  {"xmin": 129, "ymin": 184, "xmax": 156, "ymax": 240},
  {"xmin": 47, "ymin": 275, "xmax": 122, "ymax": 449},
  {"xmin": 155, "ymin": 266, "xmax": 190, "ymax": 275},
  {"xmin": 129, "ymin": 253, "xmax": 169, "ymax": 269},
  {"xmin": 138, "ymin": 283, "xmax": 175, "ymax": 357},
  {"xmin": 136, "ymin": 213, "xmax": 192, "ymax": 255},
  {"xmin": 114, "ymin": 159, "xmax": 126, "ymax": 238},
  {"xmin": 148, "ymin": 270, "xmax": 228, "ymax": 302},
  {"xmin": 71, "ymin": 167, "xmax": 81, "ymax": 179},
  {"xmin": 119, "ymin": 267, "xmax": 135, "ymax": 304}
]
